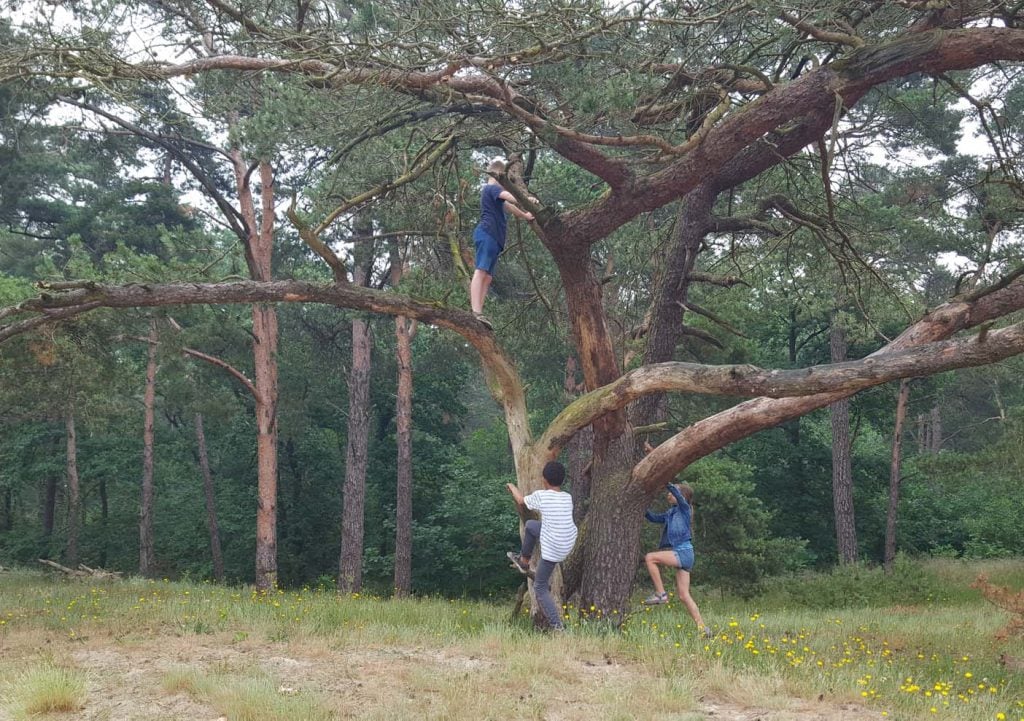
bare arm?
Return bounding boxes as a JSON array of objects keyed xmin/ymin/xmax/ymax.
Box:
[
  {"xmin": 498, "ymin": 190, "xmax": 535, "ymax": 221},
  {"xmin": 506, "ymin": 482, "xmax": 526, "ymax": 509}
]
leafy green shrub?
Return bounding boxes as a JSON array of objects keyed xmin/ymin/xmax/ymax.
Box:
[{"xmin": 679, "ymin": 457, "xmax": 808, "ymax": 597}]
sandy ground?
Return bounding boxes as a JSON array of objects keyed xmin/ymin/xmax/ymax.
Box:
[{"xmin": 0, "ymin": 629, "xmax": 877, "ymax": 721}]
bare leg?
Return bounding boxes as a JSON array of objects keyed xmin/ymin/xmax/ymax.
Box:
[
  {"xmin": 645, "ymin": 550, "xmax": 677, "ymax": 596},
  {"xmin": 470, "ymin": 269, "xmax": 493, "ymax": 314},
  {"xmin": 674, "ymin": 567, "xmax": 705, "ymax": 629}
]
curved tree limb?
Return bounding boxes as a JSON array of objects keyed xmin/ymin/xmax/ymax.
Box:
[{"xmin": 631, "ymin": 273, "xmax": 1024, "ymax": 493}]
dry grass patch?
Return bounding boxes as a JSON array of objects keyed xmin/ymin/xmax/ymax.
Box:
[
  {"xmin": 160, "ymin": 665, "xmax": 336, "ymax": 721},
  {"xmin": 2, "ymin": 662, "xmax": 86, "ymax": 718}
]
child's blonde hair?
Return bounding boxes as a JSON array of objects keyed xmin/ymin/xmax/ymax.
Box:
[{"xmin": 487, "ymin": 158, "xmax": 506, "ymax": 175}]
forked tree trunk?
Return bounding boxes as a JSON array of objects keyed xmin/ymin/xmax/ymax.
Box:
[
  {"xmin": 338, "ymin": 217, "xmax": 375, "ymax": 593},
  {"xmin": 195, "ymin": 413, "xmax": 225, "ymax": 583},
  {"xmin": 884, "ymin": 379, "xmax": 911, "ymax": 572},
  {"xmin": 65, "ymin": 413, "xmax": 81, "ymax": 567},
  {"xmin": 232, "ymin": 156, "xmax": 280, "ymax": 591},
  {"xmin": 139, "ymin": 318, "xmax": 158, "ymax": 577},
  {"xmin": 830, "ymin": 321, "xmax": 857, "ymax": 564},
  {"xmin": 393, "ymin": 315, "xmax": 415, "ymax": 596}
]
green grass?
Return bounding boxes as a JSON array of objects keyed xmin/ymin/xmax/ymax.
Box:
[{"xmin": 0, "ymin": 559, "xmax": 1022, "ymax": 720}]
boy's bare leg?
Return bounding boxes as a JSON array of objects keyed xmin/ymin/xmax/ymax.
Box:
[
  {"xmin": 644, "ymin": 550, "xmax": 677, "ymax": 595},
  {"xmin": 470, "ymin": 269, "xmax": 493, "ymax": 314},
  {"xmin": 674, "ymin": 568, "xmax": 706, "ymax": 629}
]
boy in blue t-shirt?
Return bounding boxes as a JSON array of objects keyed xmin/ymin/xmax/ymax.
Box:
[
  {"xmin": 470, "ymin": 159, "xmax": 535, "ymax": 329},
  {"xmin": 642, "ymin": 482, "xmax": 710, "ymax": 636}
]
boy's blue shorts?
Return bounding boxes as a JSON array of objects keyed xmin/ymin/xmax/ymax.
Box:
[
  {"xmin": 473, "ymin": 227, "xmax": 502, "ymax": 275},
  {"xmin": 673, "ymin": 542, "xmax": 694, "ymax": 572}
]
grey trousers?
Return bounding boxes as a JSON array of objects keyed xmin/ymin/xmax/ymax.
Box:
[{"xmin": 521, "ymin": 519, "xmax": 563, "ymax": 629}]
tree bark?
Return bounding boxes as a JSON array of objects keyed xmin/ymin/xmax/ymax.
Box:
[
  {"xmin": 631, "ymin": 188, "xmax": 711, "ymax": 426},
  {"xmin": 233, "ymin": 157, "xmax": 280, "ymax": 592},
  {"xmin": 393, "ymin": 314, "xmax": 414, "ymax": 596},
  {"xmin": 391, "ymin": 238, "xmax": 415, "ymax": 597},
  {"xmin": 195, "ymin": 413, "xmax": 225, "ymax": 583},
  {"xmin": 98, "ymin": 477, "xmax": 108, "ymax": 567},
  {"xmin": 42, "ymin": 474, "xmax": 57, "ymax": 537},
  {"xmin": 884, "ymin": 379, "xmax": 911, "ymax": 572},
  {"xmin": 338, "ymin": 216, "xmax": 375, "ymax": 594},
  {"xmin": 830, "ymin": 320, "xmax": 857, "ymax": 565},
  {"xmin": 1, "ymin": 487, "xmax": 11, "ymax": 532},
  {"xmin": 929, "ymin": 405, "xmax": 942, "ymax": 453},
  {"xmin": 64, "ymin": 413, "xmax": 81, "ymax": 567},
  {"xmin": 139, "ymin": 318, "xmax": 158, "ymax": 577}
]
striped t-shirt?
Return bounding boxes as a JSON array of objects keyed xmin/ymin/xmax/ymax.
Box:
[{"xmin": 524, "ymin": 489, "xmax": 578, "ymax": 562}]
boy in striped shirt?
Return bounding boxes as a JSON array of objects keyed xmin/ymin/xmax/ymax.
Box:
[{"xmin": 506, "ymin": 461, "xmax": 577, "ymax": 631}]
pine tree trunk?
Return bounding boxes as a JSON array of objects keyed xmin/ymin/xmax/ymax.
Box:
[
  {"xmin": 1, "ymin": 487, "xmax": 11, "ymax": 532},
  {"xmin": 65, "ymin": 413, "xmax": 81, "ymax": 567},
  {"xmin": 338, "ymin": 218, "xmax": 375, "ymax": 593},
  {"xmin": 232, "ymin": 157, "xmax": 279, "ymax": 592},
  {"xmin": 830, "ymin": 321, "xmax": 857, "ymax": 564},
  {"xmin": 98, "ymin": 477, "xmax": 108, "ymax": 567},
  {"xmin": 195, "ymin": 413, "xmax": 225, "ymax": 583},
  {"xmin": 139, "ymin": 319, "xmax": 158, "ymax": 577},
  {"xmin": 339, "ymin": 315, "xmax": 372, "ymax": 592},
  {"xmin": 43, "ymin": 474, "xmax": 57, "ymax": 537},
  {"xmin": 393, "ymin": 315, "xmax": 414, "ymax": 597},
  {"xmin": 929, "ymin": 406, "xmax": 942, "ymax": 453},
  {"xmin": 884, "ymin": 379, "xmax": 911, "ymax": 572},
  {"xmin": 575, "ymin": 435, "xmax": 646, "ymax": 619},
  {"xmin": 252, "ymin": 302, "xmax": 279, "ymax": 590}
]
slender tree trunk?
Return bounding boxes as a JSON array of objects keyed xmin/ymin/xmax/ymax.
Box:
[
  {"xmin": 338, "ymin": 217, "xmax": 375, "ymax": 593},
  {"xmin": 393, "ymin": 315, "xmax": 415, "ymax": 596},
  {"xmin": 98, "ymin": 477, "xmax": 108, "ymax": 567},
  {"xmin": 252, "ymin": 301, "xmax": 279, "ymax": 590},
  {"xmin": 830, "ymin": 321, "xmax": 857, "ymax": 564},
  {"xmin": 1, "ymin": 487, "xmax": 11, "ymax": 532},
  {"xmin": 195, "ymin": 413, "xmax": 225, "ymax": 583},
  {"xmin": 43, "ymin": 474, "xmax": 57, "ymax": 537},
  {"xmin": 929, "ymin": 406, "xmax": 942, "ymax": 453},
  {"xmin": 139, "ymin": 318, "xmax": 158, "ymax": 577},
  {"xmin": 884, "ymin": 379, "xmax": 911, "ymax": 572},
  {"xmin": 65, "ymin": 413, "xmax": 81, "ymax": 567},
  {"xmin": 231, "ymin": 155, "xmax": 279, "ymax": 591}
]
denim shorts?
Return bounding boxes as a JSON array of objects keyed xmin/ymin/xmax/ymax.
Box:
[
  {"xmin": 473, "ymin": 226, "xmax": 502, "ymax": 275},
  {"xmin": 673, "ymin": 542, "xmax": 694, "ymax": 572}
]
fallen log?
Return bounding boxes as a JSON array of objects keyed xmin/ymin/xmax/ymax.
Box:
[{"xmin": 37, "ymin": 559, "xmax": 123, "ymax": 579}]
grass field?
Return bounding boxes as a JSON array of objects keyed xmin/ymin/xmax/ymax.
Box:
[{"xmin": 1, "ymin": 559, "xmax": 1022, "ymax": 720}]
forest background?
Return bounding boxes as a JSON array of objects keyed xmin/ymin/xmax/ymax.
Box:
[{"xmin": 1, "ymin": 0, "xmax": 1023, "ymax": 607}]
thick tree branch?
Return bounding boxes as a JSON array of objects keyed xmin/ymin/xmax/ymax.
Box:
[
  {"xmin": 2, "ymin": 278, "xmax": 531, "ymax": 460},
  {"xmin": 631, "ymin": 272, "xmax": 1024, "ymax": 492}
]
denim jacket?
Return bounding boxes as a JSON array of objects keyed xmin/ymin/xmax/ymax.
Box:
[{"xmin": 645, "ymin": 484, "xmax": 692, "ymax": 549}]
